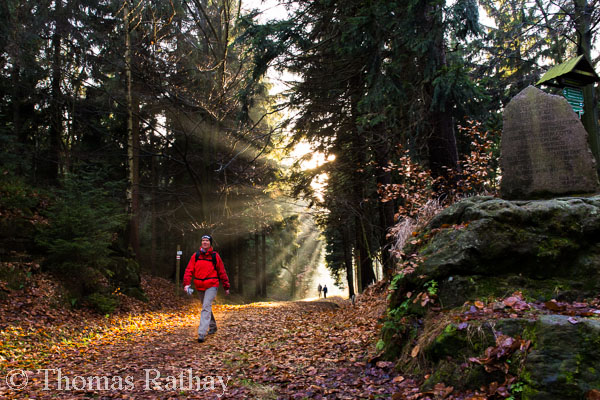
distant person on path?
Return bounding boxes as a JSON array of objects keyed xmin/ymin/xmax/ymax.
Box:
[
  {"xmin": 183, "ymin": 234, "xmax": 230, "ymax": 343},
  {"xmin": 323, "ymin": 285, "xmax": 328, "ymax": 299},
  {"xmin": 318, "ymin": 283, "xmax": 322, "ymax": 298}
]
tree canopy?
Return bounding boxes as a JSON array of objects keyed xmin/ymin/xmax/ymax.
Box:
[{"xmin": 1, "ymin": 0, "xmax": 599, "ymax": 302}]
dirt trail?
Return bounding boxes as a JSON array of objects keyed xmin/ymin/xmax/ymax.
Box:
[{"xmin": 2, "ymin": 296, "xmax": 415, "ymax": 399}]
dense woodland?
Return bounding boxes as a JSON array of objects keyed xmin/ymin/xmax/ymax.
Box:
[{"xmin": 1, "ymin": 0, "xmax": 599, "ymax": 308}]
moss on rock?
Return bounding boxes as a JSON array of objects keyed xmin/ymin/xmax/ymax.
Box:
[
  {"xmin": 381, "ymin": 195, "xmax": 600, "ymax": 398},
  {"xmin": 522, "ymin": 316, "xmax": 600, "ymax": 399}
]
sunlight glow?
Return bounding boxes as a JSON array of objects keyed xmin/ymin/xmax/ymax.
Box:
[
  {"xmin": 305, "ymin": 251, "xmax": 348, "ymax": 299},
  {"xmin": 290, "ymin": 141, "xmax": 335, "ymax": 170},
  {"xmin": 289, "ymin": 141, "xmax": 335, "ymax": 200}
]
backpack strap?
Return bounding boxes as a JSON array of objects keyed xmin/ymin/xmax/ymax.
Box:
[
  {"xmin": 211, "ymin": 252, "xmax": 219, "ymax": 280},
  {"xmin": 192, "ymin": 250, "xmax": 220, "ymax": 284},
  {"xmin": 195, "ymin": 250, "xmax": 218, "ymax": 269}
]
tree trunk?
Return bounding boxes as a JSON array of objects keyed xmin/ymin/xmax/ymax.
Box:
[
  {"xmin": 351, "ymin": 95, "xmax": 375, "ymax": 291},
  {"xmin": 348, "ymin": 75, "xmax": 376, "ymax": 292},
  {"xmin": 124, "ymin": 1, "xmax": 140, "ymax": 259},
  {"xmin": 131, "ymin": 91, "xmax": 141, "ymax": 259},
  {"xmin": 373, "ymin": 126, "xmax": 396, "ymax": 280},
  {"xmin": 238, "ymin": 235, "xmax": 245, "ymax": 294},
  {"xmin": 356, "ymin": 216, "xmax": 376, "ymax": 291},
  {"xmin": 423, "ymin": 2, "xmax": 459, "ymax": 189},
  {"xmin": 49, "ymin": 0, "xmax": 64, "ymax": 184},
  {"xmin": 342, "ymin": 226, "xmax": 355, "ymax": 298},
  {"xmin": 150, "ymin": 125, "xmax": 158, "ymax": 274},
  {"xmin": 427, "ymin": 108, "xmax": 458, "ymax": 181},
  {"xmin": 232, "ymin": 235, "xmax": 239, "ymax": 293},
  {"xmin": 354, "ymin": 232, "xmax": 362, "ymax": 293},
  {"xmin": 290, "ymin": 268, "xmax": 296, "ymax": 299},
  {"xmin": 12, "ymin": 61, "xmax": 25, "ymax": 174},
  {"xmin": 200, "ymin": 125, "xmax": 212, "ymax": 222},
  {"xmin": 261, "ymin": 229, "xmax": 267, "ymax": 297},
  {"xmin": 254, "ymin": 231, "xmax": 260, "ymax": 297},
  {"xmin": 574, "ymin": 0, "xmax": 600, "ymax": 166}
]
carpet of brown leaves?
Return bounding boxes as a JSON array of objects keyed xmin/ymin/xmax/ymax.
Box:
[
  {"xmin": 9, "ymin": 272, "xmax": 595, "ymax": 399},
  {"xmin": 0, "ymin": 272, "xmax": 426, "ymax": 399}
]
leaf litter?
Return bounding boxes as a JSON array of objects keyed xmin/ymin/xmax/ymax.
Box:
[{"xmin": 2, "ymin": 274, "xmax": 599, "ymax": 399}]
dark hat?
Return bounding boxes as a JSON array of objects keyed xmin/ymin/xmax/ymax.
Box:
[{"xmin": 201, "ymin": 234, "xmax": 213, "ymax": 245}]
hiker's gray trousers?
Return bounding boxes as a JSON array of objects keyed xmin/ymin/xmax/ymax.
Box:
[{"xmin": 197, "ymin": 286, "xmax": 218, "ymax": 337}]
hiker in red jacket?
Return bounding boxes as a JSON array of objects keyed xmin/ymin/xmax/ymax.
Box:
[{"xmin": 183, "ymin": 234, "xmax": 230, "ymax": 343}]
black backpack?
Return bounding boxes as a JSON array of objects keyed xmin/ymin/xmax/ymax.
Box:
[{"xmin": 195, "ymin": 250, "xmax": 217, "ymax": 267}]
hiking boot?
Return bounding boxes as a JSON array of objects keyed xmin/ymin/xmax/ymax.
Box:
[
  {"xmin": 197, "ymin": 336, "xmax": 205, "ymax": 343},
  {"xmin": 208, "ymin": 327, "xmax": 217, "ymax": 335}
]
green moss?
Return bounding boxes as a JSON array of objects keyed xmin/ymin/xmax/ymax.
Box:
[
  {"xmin": 519, "ymin": 370, "xmax": 539, "ymax": 400},
  {"xmin": 512, "ymin": 225, "xmax": 534, "ymax": 244},
  {"xmin": 421, "ymin": 359, "xmax": 501, "ymax": 391},
  {"xmin": 438, "ymin": 274, "xmax": 585, "ymax": 307},
  {"xmin": 428, "ymin": 324, "xmax": 456, "ymax": 354},
  {"xmin": 443, "ymin": 324, "xmax": 455, "ymax": 335},
  {"xmin": 380, "ymin": 314, "xmax": 417, "ymax": 361},
  {"xmin": 381, "ymin": 320, "xmax": 401, "ymax": 344},
  {"xmin": 425, "ymin": 324, "xmax": 469, "ymax": 361},
  {"xmin": 386, "ymin": 196, "xmax": 600, "ymax": 399},
  {"xmin": 564, "ymin": 370, "xmax": 575, "ymax": 384},
  {"xmin": 524, "ymin": 279, "xmax": 572, "ymax": 302},
  {"xmin": 522, "ymin": 324, "xmax": 538, "ymax": 346},
  {"xmin": 536, "ymin": 237, "xmax": 578, "ymax": 259},
  {"xmin": 421, "ymin": 360, "xmax": 458, "ymax": 390},
  {"xmin": 468, "ymin": 276, "xmax": 499, "ymax": 297}
]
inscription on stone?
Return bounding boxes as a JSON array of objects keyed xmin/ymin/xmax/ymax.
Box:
[{"xmin": 500, "ymin": 86, "xmax": 600, "ymax": 199}]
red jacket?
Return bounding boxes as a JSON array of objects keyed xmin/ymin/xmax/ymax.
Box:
[{"xmin": 183, "ymin": 247, "xmax": 230, "ymax": 291}]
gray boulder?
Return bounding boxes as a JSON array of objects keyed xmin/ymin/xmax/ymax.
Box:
[
  {"xmin": 380, "ymin": 195, "xmax": 600, "ymax": 399},
  {"xmin": 402, "ymin": 195, "xmax": 600, "ymax": 306}
]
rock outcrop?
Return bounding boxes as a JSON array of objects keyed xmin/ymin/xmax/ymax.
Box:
[{"xmin": 380, "ymin": 195, "xmax": 600, "ymax": 399}]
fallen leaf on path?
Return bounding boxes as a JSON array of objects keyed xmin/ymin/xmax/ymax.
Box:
[
  {"xmin": 411, "ymin": 344, "xmax": 420, "ymax": 358},
  {"xmin": 503, "ymin": 297, "xmax": 519, "ymax": 307},
  {"xmin": 545, "ymin": 300, "xmax": 566, "ymax": 312}
]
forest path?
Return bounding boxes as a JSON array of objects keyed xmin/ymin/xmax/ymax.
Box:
[{"xmin": 2, "ymin": 294, "xmax": 416, "ymax": 399}]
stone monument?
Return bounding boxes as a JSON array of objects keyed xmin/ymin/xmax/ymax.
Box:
[{"xmin": 500, "ymin": 85, "xmax": 600, "ymax": 199}]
